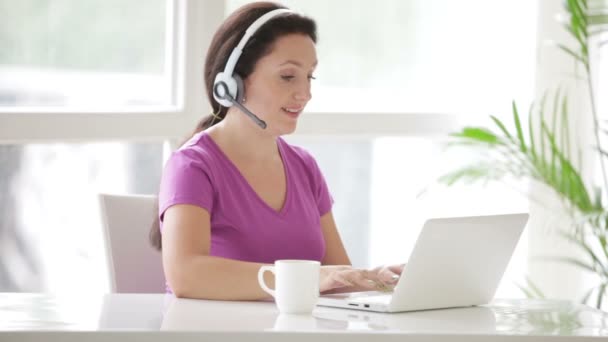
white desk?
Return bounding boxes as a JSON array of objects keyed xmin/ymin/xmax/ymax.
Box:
[{"xmin": 1, "ymin": 293, "xmax": 607, "ymax": 341}]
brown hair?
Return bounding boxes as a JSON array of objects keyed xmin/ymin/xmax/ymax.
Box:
[{"xmin": 149, "ymin": 2, "xmax": 317, "ymax": 250}]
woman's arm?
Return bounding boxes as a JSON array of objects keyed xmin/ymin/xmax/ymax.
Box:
[
  {"xmin": 319, "ymin": 211, "xmax": 376, "ymax": 293},
  {"xmin": 319, "ymin": 211, "xmax": 351, "ymax": 266},
  {"xmin": 162, "ymin": 205, "xmax": 389, "ymax": 299},
  {"xmin": 319, "ymin": 211, "xmax": 403, "ymax": 293},
  {"xmin": 162, "ymin": 204, "xmax": 273, "ymax": 300}
]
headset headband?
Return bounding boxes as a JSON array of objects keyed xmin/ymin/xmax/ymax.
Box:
[{"xmin": 223, "ymin": 8, "xmax": 293, "ymax": 76}]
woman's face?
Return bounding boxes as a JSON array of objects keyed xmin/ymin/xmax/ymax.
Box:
[{"xmin": 243, "ymin": 33, "xmax": 317, "ymax": 135}]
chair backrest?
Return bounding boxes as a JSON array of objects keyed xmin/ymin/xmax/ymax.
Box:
[{"xmin": 99, "ymin": 193, "xmax": 165, "ymax": 293}]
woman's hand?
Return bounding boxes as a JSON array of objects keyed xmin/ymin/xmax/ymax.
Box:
[
  {"xmin": 319, "ymin": 266, "xmax": 375, "ymax": 292},
  {"xmin": 372, "ymin": 263, "xmax": 405, "ymax": 283},
  {"xmin": 319, "ymin": 264, "xmax": 405, "ymax": 292},
  {"xmin": 319, "ymin": 264, "xmax": 405, "ymax": 293},
  {"xmin": 370, "ymin": 263, "xmax": 405, "ymax": 290}
]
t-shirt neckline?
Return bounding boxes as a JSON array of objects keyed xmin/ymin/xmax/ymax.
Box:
[{"xmin": 201, "ymin": 131, "xmax": 292, "ymax": 217}]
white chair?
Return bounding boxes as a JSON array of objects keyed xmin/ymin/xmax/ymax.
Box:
[{"xmin": 99, "ymin": 193, "xmax": 165, "ymax": 293}]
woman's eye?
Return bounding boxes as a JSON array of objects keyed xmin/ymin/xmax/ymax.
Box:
[
  {"xmin": 308, "ymin": 75, "xmax": 316, "ymax": 80},
  {"xmin": 281, "ymin": 75, "xmax": 295, "ymax": 81}
]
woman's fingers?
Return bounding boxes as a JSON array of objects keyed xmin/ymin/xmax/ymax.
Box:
[
  {"xmin": 371, "ymin": 264, "xmax": 405, "ymax": 285},
  {"xmin": 387, "ymin": 263, "xmax": 405, "ymax": 275},
  {"xmin": 320, "ymin": 265, "xmax": 404, "ymax": 293},
  {"xmin": 321, "ymin": 269, "xmax": 375, "ymax": 291},
  {"xmin": 377, "ymin": 267, "xmax": 401, "ymax": 284},
  {"xmin": 319, "ymin": 266, "xmax": 356, "ymax": 292},
  {"xmin": 347, "ymin": 270, "xmax": 378, "ymax": 290},
  {"xmin": 343, "ymin": 269, "xmax": 394, "ymax": 291}
]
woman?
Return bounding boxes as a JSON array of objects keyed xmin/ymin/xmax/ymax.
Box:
[{"xmin": 150, "ymin": 1, "xmax": 402, "ymax": 300}]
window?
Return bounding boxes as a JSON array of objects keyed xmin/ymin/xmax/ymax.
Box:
[
  {"xmin": 0, "ymin": 0, "xmax": 169, "ymax": 109},
  {"xmin": 0, "ymin": 0, "xmax": 212, "ymax": 142},
  {"xmin": 0, "ymin": 142, "xmax": 163, "ymax": 293}
]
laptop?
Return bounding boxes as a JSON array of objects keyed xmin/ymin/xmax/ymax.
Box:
[{"xmin": 317, "ymin": 213, "xmax": 529, "ymax": 313}]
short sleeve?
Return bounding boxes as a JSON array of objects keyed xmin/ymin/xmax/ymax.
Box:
[
  {"xmin": 158, "ymin": 151, "xmax": 214, "ymax": 223},
  {"xmin": 307, "ymin": 155, "xmax": 334, "ymax": 216}
]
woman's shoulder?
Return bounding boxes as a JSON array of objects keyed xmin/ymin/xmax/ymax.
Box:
[
  {"xmin": 158, "ymin": 131, "xmax": 217, "ymax": 216},
  {"xmin": 279, "ymin": 137, "xmax": 316, "ymax": 164},
  {"xmin": 165, "ymin": 131, "xmax": 216, "ymax": 173},
  {"xmin": 279, "ymin": 138, "xmax": 323, "ymax": 178}
]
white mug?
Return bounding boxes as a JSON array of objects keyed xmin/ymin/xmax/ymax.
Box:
[{"xmin": 258, "ymin": 260, "xmax": 320, "ymax": 314}]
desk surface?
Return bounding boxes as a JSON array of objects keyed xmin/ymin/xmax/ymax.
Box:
[{"xmin": 1, "ymin": 293, "xmax": 607, "ymax": 341}]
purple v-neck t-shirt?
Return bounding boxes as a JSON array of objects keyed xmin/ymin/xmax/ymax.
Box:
[{"xmin": 158, "ymin": 131, "xmax": 333, "ymax": 267}]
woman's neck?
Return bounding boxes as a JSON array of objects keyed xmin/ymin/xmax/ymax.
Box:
[{"xmin": 207, "ymin": 110, "xmax": 280, "ymax": 163}]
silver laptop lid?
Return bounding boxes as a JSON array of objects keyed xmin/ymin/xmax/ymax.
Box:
[{"xmin": 388, "ymin": 213, "xmax": 528, "ymax": 312}]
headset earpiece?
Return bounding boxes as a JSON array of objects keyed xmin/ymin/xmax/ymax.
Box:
[
  {"xmin": 212, "ymin": 72, "xmax": 245, "ymax": 107},
  {"xmin": 213, "ymin": 72, "xmax": 238, "ymax": 107}
]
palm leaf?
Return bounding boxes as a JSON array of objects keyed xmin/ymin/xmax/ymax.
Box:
[
  {"xmin": 599, "ymin": 234, "xmax": 608, "ymax": 262},
  {"xmin": 539, "ymin": 92, "xmax": 549, "ymax": 170},
  {"xmin": 588, "ymin": 13, "xmax": 608, "ymax": 33},
  {"xmin": 557, "ymin": 43, "xmax": 587, "ymax": 65},
  {"xmin": 512, "ymin": 101, "xmax": 527, "ymax": 153},
  {"xmin": 564, "ymin": 23, "xmax": 588, "ymax": 53},
  {"xmin": 535, "ymin": 255, "xmax": 597, "ymax": 273},
  {"xmin": 516, "ymin": 275, "xmax": 546, "ymax": 299},
  {"xmin": 564, "ymin": 0, "xmax": 589, "ymax": 51},
  {"xmin": 550, "ymin": 88, "xmax": 561, "ymax": 186},
  {"xmin": 528, "ymin": 103, "xmax": 538, "ymax": 163},
  {"xmin": 439, "ymin": 164, "xmax": 503, "ymax": 186},
  {"xmin": 540, "ymin": 120, "xmax": 594, "ymax": 211},
  {"xmin": 490, "ymin": 115, "xmax": 514, "ymax": 142},
  {"xmin": 591, "ymin": 187, "xmax": 601, "ymax": 210},
  {"xmin": 526, "ymin": 275, "xmax": 546, "ymax": 299},
  {"xmin": 596, "ymin": 283, "xmax": 606, "ymax": 309},
  {"xmin": 581, "ymin": 286, "xmax": 596, "ymax": 305},
  {"xmin": 598, "ymin": 146, "xmax": 608, "ymax": 160},
  {"xmin": 517, "ymin": 283, "xmax": 537, "ymax": 299},
  {"xmin": 567, "ymin": 0, "xmax": 589, "ymax": 33},
  {"xmin": 560, "ymin": 232, "xmax": 607, "ymax": 277},
  {"xmin": 561, "ymin": 92, "xmax": 572, "ymax": 160},
  {"xmin": 450, "ymin": 127, "xmax": 501, "ymax": 145}
]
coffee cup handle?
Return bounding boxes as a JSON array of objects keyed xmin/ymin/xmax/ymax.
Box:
[{"xmin": 258, "ymin": 266, "xmax": 276, "ymax": 298}]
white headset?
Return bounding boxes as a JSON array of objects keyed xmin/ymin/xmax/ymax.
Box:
[{"xmin": 213, "ymin": 8, "xmax": 293, "ymax": 108}]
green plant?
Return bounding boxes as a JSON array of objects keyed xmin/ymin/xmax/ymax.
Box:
[{"xmin": 440, "ymin": 0, "xmax": 608, "ymax": 309}]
